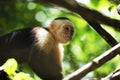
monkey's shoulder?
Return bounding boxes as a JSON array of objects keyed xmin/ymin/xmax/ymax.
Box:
[
  {"xmin": 32, "ymin": 27, "xmax": 49, "ymax": 35},
  {"xmin": 32, "ymin": 27, "xmax": 53, "ymax": 41},
  {"xmin": 32, "ymin": 27, "xmax": 55, "ymax": 52}
]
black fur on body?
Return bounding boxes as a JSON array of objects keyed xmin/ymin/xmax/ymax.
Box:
[{"xmin": 0, "ymin": 27, "xmax": 63, "ymax": 80}]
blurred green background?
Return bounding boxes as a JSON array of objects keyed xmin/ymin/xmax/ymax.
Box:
[{"xmin": 1, "ymin": 0, "xmax": 120, "ymax": 80}]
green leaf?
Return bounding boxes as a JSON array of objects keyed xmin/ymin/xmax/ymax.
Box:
[
  {"xmin": 2, "ymin": 58, "xmax": 18, "ymax": 76},
  {"xmin": 90, "ymin": 0, "xmax": 100, "ymax": 7},
  {"xmin": 13, "ymin": 72, "xmax": 34, "ymax": 80}
]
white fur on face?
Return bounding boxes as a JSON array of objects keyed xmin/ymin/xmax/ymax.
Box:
[{"xmin": 53, "ymin": 20, "xmax": 74, "ymax": 43}]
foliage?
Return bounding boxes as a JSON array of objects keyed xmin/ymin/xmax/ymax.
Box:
[
  {"xmin": 1, "ymin": 0, "xmax": 120, "ymax": 79},
  {"xmin": 1, "ymin": 58, "xmax": 40, "ymax": 80}
]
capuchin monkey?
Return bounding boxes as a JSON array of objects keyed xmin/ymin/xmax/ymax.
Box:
[{"xmin": 0, "ymin": 17, "xmax": 74, "ymax": 80}]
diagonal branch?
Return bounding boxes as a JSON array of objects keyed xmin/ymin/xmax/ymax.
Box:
[
  {"xmin": 63, "ymin": 43, "xmax": 120, "ymax": 80},
  {"xmin": 33, "ymin": 0, "xmax": 120, "ymax": 31},
  {"xmin": 81, "ymin": 17, "xmax": 118, "ymax": 47}
]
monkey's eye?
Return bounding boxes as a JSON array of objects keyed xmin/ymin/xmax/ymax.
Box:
[{"xmin": 64, "ymin": 27, "xmax": 69, "ymax": 31}]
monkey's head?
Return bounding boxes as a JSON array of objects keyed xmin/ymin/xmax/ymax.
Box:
[{"xmin": 49, "ymin": 17, "xmax": 74, "ymax": 43}]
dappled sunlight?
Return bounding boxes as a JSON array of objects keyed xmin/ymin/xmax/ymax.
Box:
[{"xmin": 35, "ymin": 11, "xmax": 47, "ymax": 22}]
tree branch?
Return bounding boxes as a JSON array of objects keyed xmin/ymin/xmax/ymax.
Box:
[
  {"xmin": 82, "ymin": 17, "xmax": 118, "ymax": 47},
  {"xmin": 33, "ymin": 0, "xmax": 120, "ymax": 31},
  {"xmin": 63, "ymin": 43, "xmax": 120, "ymax": 80}
]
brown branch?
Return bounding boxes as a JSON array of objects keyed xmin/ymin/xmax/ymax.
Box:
[
  {"xmin": 33, "ymin": 0, "xmax": 120, "ymax": 31},
  {"xmin": 63, "ymin": 43, "xmax": 120, "ymax": 80},
  {"xmin": 82, "ymin": 18, "xmax": 118, "ymax": 47}
]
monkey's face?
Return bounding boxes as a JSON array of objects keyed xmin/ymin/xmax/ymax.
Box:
[
  {"xmin": 49, "ymin": 19, "xmax": 74, "ymax": 43},
  {"xmin": 54, "ymin": 20, "xmax": 74, "ymax": 43}
]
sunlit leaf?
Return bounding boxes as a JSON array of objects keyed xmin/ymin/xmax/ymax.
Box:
[
  {"xmin": 13, "ymin": 72, "xmax": 34, "ymax": 80},
  {"xmin": 90, "ymin": 0, "xmax": 100, "ymax": 7},
  {"xmin": 2, "ymin": 58, "xmax": 18, "ymax": 76}
]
